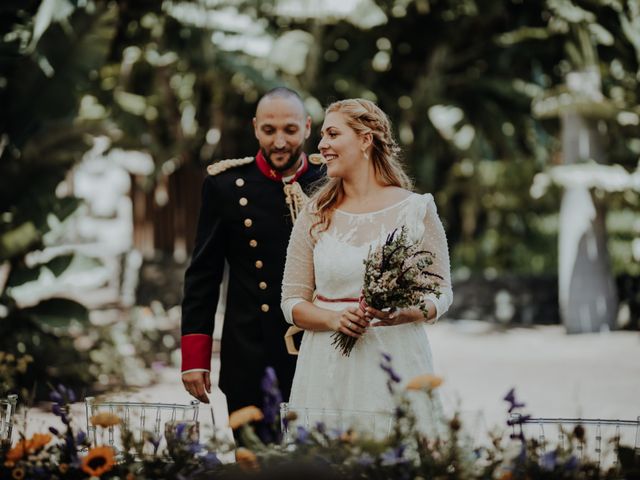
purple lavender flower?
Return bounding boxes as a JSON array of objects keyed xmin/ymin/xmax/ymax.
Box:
[
  {"xmin": 49, "ymin": 391, "xmax": 63, "ymax": 403},
  {"xmin": 564, "ymin": 455, "xmax": 579, "ymax": 471},
  {"xmin": 176, "ymin": 422, "xmax": 187, "ymax": 440},
  {"xmin": 261, "ymin": 366, "xmax": 283, "ymax": 426},
  {"xmin": 296, "ymin": 426, "xmax": 310, "ymax": 444},
  {"xmin": 380, "ymin": 445, "xmax": 408, "ymax": 466},
  {"xmin": 146, "ymin": 432, "xmax": 162, "ymax": 454},
  {"xmin": 540, "ymin": 450, "xmax": 557, "ymax": 471},
  {"xmin": 76, "ymin": 430, "xmax": 86, "ymax": 444},
  {"xmin": 357, "ymin": 452, "xmax": 375, "ymax": 467},
  {"xmin": 202, "ymin": 451, "xmax": 220, "ymax": 467},
  {"xmin": 380, "ymin": 363, "xmax": 402, "ymax": 383},
  {"xmin": 503, "ymin": 388, "xmax": 526, "ymax": 413},
  {"xmin": 188, "ymin": 442, "xmax": 204, "ymax": 454}
]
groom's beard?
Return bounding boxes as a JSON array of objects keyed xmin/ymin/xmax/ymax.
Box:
[{"xmin": 262, "ymin": 146, "xmax": 303, "ymax": 172}]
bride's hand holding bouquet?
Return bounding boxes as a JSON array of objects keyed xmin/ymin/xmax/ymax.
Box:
[
  {"xmin": 364, "ymin": 301, "xmax": 436, "ymax": 327},
  {"xmin": 331, "ymin": 306, "xmax": 370, "ymax": 338}
]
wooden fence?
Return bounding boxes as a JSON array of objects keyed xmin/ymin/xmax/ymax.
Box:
[{"xmin": 131, "ymin": 165, "xmax": 206, "ymax": 260}]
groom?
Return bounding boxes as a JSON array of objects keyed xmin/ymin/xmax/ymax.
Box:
[{"xmin": 181, "ymin": 87, "xmax": 324, "ymax": 414}]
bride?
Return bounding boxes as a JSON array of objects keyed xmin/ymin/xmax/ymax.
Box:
[{"xmin": 280, "ymin": 98, "xmax": 453, "ymax": 436}]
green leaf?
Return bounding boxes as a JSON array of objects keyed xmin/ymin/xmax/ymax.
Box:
[
  {"xmin": 24, "ymin": 297, "xmax": 89, "ymax": 330},
  {"xmin": 0, "ymin": 222, "xmax": 39, "ymax": 261},
  {"xmin": 6, "ymin": 253, "xmax": 103, "ymax": 289}
]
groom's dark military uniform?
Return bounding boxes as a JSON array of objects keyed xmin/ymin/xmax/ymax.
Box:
[{"xmin": 181, "ymin": 151, "xmax": 323, "ymax": 413}]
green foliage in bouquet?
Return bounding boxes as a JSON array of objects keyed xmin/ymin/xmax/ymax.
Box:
[{"xmin": 331, "ymin": 226, "xmax": 443, "ymax": 357}]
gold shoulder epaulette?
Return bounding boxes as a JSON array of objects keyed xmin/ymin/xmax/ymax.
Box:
[
  {"xmin": 308, "ymin": 153, "xmax": 324, "ymax": 165},
  {"xmin": 207, "ymin": 156, "xmax": 255, "ymax": 176}
]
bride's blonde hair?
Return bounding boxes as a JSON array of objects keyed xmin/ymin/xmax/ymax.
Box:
[{"xmin": 310, "ymin": 98, "xmax": 413, "ymax": 236}]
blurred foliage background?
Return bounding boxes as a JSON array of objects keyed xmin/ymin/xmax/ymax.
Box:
[{"xmin": 1, "ymin": 0, "xmax": 639, "ymax": 398}]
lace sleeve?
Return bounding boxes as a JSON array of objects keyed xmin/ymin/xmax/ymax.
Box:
[
  {"xmin": 421, "ymin": 195, "xmax": 453, "ymax": 323},
  {"xmin": 281, "ymin": 206, "xmax": 316, "ymax": 325}
]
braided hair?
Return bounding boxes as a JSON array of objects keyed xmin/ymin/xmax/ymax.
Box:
[{"xmin": 310, "ymin": 98, "xmax": 413, "ymax": 237}]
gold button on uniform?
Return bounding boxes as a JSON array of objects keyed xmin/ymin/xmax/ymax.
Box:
[
  {"xmin": 239, "ymin": 197, "xmax": 248, "ymax": 206},
  {"xmin": 249, "ymin": 239, "xmax": 257, "ymax": 248},
  {"xmin": 235, "ymin": 178, "xmax": 245, "ymax": 187},
  {"xmin": 244, "ymin": 218, "xmax": 253, "ymax": 227},
  {"xmin": 255, "ymin": 260, "xmax": 263, "ymax": 269},
  {"xmin": 259, "ymin": 282, "xmax": 267, "ymax": 290},
  {"xmin": 261, "ymin": 304, "xmax": 270, "ymax": 312}
]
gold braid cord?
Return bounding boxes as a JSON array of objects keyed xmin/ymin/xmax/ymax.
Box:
[
  {"xmin": 206, "ymin": 156, "xmax": 255, "ymax": 176},
  {"xmin": 283, "ymin": 181, "xmax": 309, "ymax": 224}
]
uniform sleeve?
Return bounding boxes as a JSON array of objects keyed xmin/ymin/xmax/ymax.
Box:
[
  {"xmin": 281, "ymin": 206, "xmax": 316, "ymax": 325},
  {"xmin": 181, "ymin": 175, "xmax": 225, "ymax": 372},
  {"xmin": 421, "ymin": 195, "xmax": 453, "ymax": 323}
]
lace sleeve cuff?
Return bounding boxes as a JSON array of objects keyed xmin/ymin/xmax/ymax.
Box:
[
  {"xmin": 281, "ymin": 297, "xmax": 306, "ymax": 325},
  {"xmin": 424, "ymin": 288, "xmax": 453, "ymax": 324}
]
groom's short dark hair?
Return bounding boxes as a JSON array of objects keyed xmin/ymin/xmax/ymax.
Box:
[{"xmin": 257, "ymin": 87, "xmax": 305, "ymax": 112}]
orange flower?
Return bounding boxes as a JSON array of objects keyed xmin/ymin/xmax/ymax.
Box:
[
  {"xmin": 90, "ymin": 412, "xmax": 121, "ymax": 428},
  {"xmin": 406, "ymin": 374, "xmax": 443, "ymax": 391},
  {"xmin": 228, "ymin": 406, "xmax": 264, "ymax": 430},
  {"xmin": 340, "ymin": 429, "xmax": 358, "ymax": 443},
  {"xmin": 29, "ymin": 433, "xmax": 52, "ymax": 451},
  {"xmin": 235, "ymin": 447, "xmax": 259, "ymax": 471},
  {"xmin": 6, "ymin": 441, "xmax": 28, "ymax": 462},
  {"xmin": 81, "ymin": 446, "xmax": 116, "ymax": 477},
  {"xmin": 6, "ymin": 433, "xmax": 52, "ymax": 462}
]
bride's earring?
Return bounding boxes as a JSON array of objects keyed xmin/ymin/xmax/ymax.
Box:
[{"xmin": 363, "ymin": 151, "xmax": 369, "ymax": 161}]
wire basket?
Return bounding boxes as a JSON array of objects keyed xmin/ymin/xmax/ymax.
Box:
[{"xmin": 280, "ymin": 402, "xmax": 394, "ymax": 441}]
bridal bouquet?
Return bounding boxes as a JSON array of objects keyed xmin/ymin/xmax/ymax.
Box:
[{"xmin": 331, "ymin": 226, "xmax": 443, "ymax": 357}]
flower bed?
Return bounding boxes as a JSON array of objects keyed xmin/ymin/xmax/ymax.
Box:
[{"xmin": 1, "ymin": 359, "xmax": 638, "ymax": 479}]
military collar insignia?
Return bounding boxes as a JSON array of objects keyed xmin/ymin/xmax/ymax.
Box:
[{"xmin": 255, "ymin": 150, "xmax": 309, "ymax": 184}]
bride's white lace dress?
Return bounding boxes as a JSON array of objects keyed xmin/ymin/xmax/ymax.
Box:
[{"xmin": 280, "ymin": 193, "xmax": 453, "ymax": 436}]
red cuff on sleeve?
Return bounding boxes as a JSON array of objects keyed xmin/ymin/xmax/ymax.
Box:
[{"xmin": 181, "ymin": 334, "xmax": 213, "ymax": 372}]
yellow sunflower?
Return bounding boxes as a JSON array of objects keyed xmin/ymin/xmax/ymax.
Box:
[
  {"xmin": 81, "ymin": 446, "xmax": 116, "ymax": 477},
  {"xmin": 228, "ymin": 406, "xmax": 264, "ymax": 430}
]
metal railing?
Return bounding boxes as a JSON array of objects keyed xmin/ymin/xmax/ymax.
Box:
[
  {"xmin": 85, "ymin": 397, "xmax": 199, "ymax": 454},
  {"xmin": 280, "ymin": 402, "xmax": 395, "ymax": 441},
  {"xmin": 510, "ymin": 414, "xmax": 640, "ymax": 466},
  {"xmin": 0, "ymin": 394, "xmax": 18, "ymax": 443}
]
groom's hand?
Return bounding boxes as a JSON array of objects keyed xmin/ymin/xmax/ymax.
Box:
[{"xmin": 182, "ymin": 371, "xmax": 211, "ymax": 404}]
